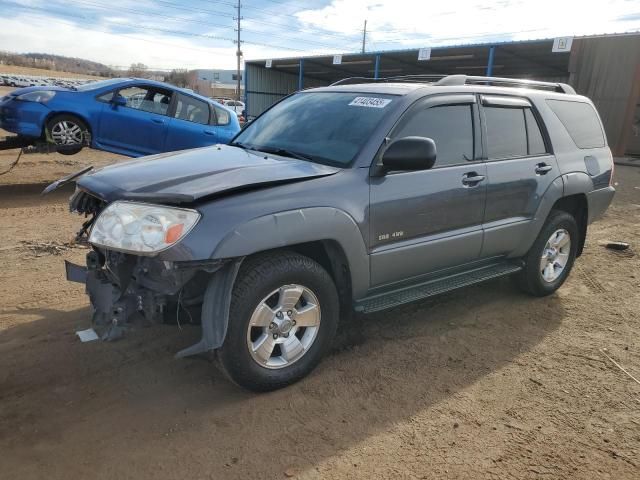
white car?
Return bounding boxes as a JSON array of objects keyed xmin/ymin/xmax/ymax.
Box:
[
  {"xmin": 14, "ymin": 77, "xmax": 32, "ymax": 87},
  {"xmin": 223, "ymin": 99, "xmax": 245, "ymax": 116}
]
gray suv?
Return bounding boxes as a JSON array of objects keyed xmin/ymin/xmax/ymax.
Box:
[{"xmin": 61, "ymin": 74, "xmax": 615, "ymax": 391}]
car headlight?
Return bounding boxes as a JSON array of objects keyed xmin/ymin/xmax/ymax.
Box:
[
  {"xmin": 89, "ymin": 201, "xmax": 200, "ymax": 255},
  {"xmin": 16, "ymin": 91, "xmax": 56, "ymax": 103}
]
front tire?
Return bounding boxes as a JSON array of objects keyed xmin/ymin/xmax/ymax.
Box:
[
  {"xmin": 46, "ymin": 114, "xmax": 89, "ymax": 155},
  {"xmin": 517, "ymin": 210, "xmax": 579, "ymax": 296},
  {"xmin": 218, "ymin": 252, "xmax": 339, "ymax": 392}
]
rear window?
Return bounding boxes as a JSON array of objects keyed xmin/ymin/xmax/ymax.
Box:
[
  {"xmin": 484, "ymin": 107, "xmax": 528, "ymax": 159},
  {"xmin": 174, "ymin": 94, "xmax": 210, "ymax": 125},
  {"xmin": 546, "ymin": 99, "xmax": 605, "ymax": 149}
]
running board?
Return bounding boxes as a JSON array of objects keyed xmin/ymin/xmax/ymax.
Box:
[{"xmin": 355, "ymin": 262, "xmax": 523, "ymax": 314}]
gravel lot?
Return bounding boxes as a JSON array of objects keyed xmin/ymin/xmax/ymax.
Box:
[{"xmin": 0, "ymin": 139, "xmax": 639, "ymax": 479}]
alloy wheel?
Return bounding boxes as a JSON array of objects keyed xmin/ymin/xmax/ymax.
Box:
[
  {"xmin": 246, "ymin": 284, "xmax": 321, "ymax": 369},
  {"xmin": 540, "ymin": 228, "xmax": 571, "ymax": 282},
  {"xmin": 50, "ymin": 120, "xmax": 84, "ymax": 145}
]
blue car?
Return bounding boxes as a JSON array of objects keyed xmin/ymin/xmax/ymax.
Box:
[{"xmin": 0, "ymin": 78, "xmax": 240, "ymax": 156}]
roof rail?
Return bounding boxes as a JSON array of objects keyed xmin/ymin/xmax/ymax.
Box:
[
  {"xmin": 435, "ymin": 74, "xmax": 576, "ymax": 94},
  {"xmin": 330, "ymin": 74, "xmax": 576, "ymax": 94},
  {"xmin": 331, "ymin": 74, "xmax": 446, "ymax": 86}
]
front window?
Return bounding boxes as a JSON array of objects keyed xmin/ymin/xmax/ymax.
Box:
[
  {"xmin": 116, "ymin": 86, "xmax": 172, "ymax": 115},
  {"xmin": 232, "ymin": 92, "xmax": 397, "ymax": 166}
]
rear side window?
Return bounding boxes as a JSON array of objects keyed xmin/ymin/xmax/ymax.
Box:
[
  {"xmin": 484, "ymin": 107, "xmax": 527, "ymax": 159},
  {"xmin": 394, "ymin": 104, "xmax": 474, "ymax": 167},
  {"xmin": 546, "ymin": 99, "xmax": 605, "ymax": 148},
  {"xmin": 484, "ymin": 106, "xmax": 549, "ymax": 159},
  {"xmin": 213, "ymin": 105, "xmax": 231, "ymax": 126},
  {"xmin": 174, "ymin": 94, "xmax": 210, "ymax": 125}
]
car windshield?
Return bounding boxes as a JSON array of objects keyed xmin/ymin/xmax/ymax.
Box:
[
  {"xmin": 75, "ymin": 78, "xmax": 127, "ymax": 91},
  {"xmin": 232, "ymin": 91, "xmax": 397, "ymax": 166}
]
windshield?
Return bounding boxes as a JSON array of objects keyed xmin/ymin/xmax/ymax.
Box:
[
  {"xmin": 75, "ymin": 78, "xmax": 127, "ymax": 91},
  {"xmin": 233, "ymin": 92, "xmax": 397, "ymax": 166}
]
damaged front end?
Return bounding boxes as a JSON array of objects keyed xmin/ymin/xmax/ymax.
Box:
[{"xmin": 65, "ymin": 188, "xmax": 241, "ymax": 357}]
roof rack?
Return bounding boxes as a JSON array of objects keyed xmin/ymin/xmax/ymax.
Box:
[
  {"xmin": 331, "ymin": 74, "xmax": 575, "ymax": 94},
  {"xmin": 435, "ymin": 75, "xmax": 576, "ymax": 94}
]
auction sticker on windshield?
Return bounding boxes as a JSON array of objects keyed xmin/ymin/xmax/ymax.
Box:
[{"xmin": 349, "ymin": 97, "xmax": 392, "ymax": 108}]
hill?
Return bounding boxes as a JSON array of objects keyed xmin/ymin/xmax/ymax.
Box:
[{"xmin": 0, "ymin": 52, "xmax": 112, "ymax": 77}]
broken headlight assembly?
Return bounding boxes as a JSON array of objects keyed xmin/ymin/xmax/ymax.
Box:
[
  {"xmin": 16, "ymin": 90, "xmax": 56, "ymax": 103},
  {"xmin": 89, "ymin": 201, "xmax": 200, "ymax": 254}
]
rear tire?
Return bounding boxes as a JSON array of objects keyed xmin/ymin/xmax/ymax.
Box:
[
  {"xmin": 516, "ymin": 210, "xmax": 579, "ymax": 296},
  {"xmin": 218, "ymin": 251, "xmax": 339, "ymax": 392},
  {"xmin": 46, "ymin": 114, "xmax": 89, "ymax": 155}
]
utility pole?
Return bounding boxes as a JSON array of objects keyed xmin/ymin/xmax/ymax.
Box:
[
  {"xmin": 234, "ymin": 0, "xmax": 243, "ymax": 101},
  {"xmin": 361, "ymin": 19, "xmax": 367, "ymax": 54}
]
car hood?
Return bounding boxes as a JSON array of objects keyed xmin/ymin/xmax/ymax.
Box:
[
  {"xmin": 76, "ymin": 144, "xmax": 341, "ymax": 205},
  {"xmin": 9, "ymin": 86, "xmax": 72, "ymax": 96}
]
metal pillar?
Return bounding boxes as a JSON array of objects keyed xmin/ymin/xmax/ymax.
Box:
[
  {"xmin": 298, "ymin": 59, "xmax": 304, "ymax": 90},
  {"xmin": 486, "ymin": 46, "xmax": 496, "ymax": 76},
  {"xmin": 374, "ymin": 54, "xmax": 380, "ymax": 79},
  {"xmin": 243, "ymin": 64, "xmax": 248, "ymax": 117}
]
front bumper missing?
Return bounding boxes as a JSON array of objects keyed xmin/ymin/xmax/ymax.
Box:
[{"xmin": 66, "ymin": 250, "xmax": 241, "ymax": 356}]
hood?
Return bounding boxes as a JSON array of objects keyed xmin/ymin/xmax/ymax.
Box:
[
  {"xmin": 9, "ymin": 86, "xmax": 72, "ymax": 96},
  {"xmin": 76, "ymin": 144, "xmax": 340, "ymax": 205}
]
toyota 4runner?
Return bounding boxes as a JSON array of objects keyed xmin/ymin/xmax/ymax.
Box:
[{"xmin": 58, "ymin": 74, "xmax": 615, "ymax": 391}]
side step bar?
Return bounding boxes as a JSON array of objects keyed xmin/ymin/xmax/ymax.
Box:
[{"xmin": 355, "ymin": 262, "xmax": 523, "ymax": 314}]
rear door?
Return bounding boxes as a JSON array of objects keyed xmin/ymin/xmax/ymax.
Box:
[
  {"xmin": 369, "ymin": 94, "xmax": 487, "ymax": 287},
  {"xmin": 165, "ymin": 93, "xmax": 217, "ymax": 151},
  {"xmin": 96, "ymin": 85, "xmax": 171, "ymax": 155},
  {"xmin": 479, "ymin": 95, "xmax": 558, "ymax": 258}
]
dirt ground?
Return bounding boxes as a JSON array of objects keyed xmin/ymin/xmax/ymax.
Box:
[{"xmin": 0, "ymin": 153, "xmax": 639, "ymax": 479}]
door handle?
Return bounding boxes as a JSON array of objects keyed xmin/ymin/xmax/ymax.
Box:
[
  {"xmin": 535, "ymin": 163, "xmax": 553, "ymax": 175},
  {"xmin": 151, "ymin": 118, "xmax": 165, "ymax": 125},
  {"xmin": 462, "ymin": 172, "xmax": 486, "ymax": 186},
  {"xmin": 203, "ymin": 130, "xmax": 216, "ymax": 136}
]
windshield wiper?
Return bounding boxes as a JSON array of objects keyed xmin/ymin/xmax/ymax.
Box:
[
  {"xmin": 229, "ymin": 141, "xmax": 249, "ymax": 149},
  {"xmin": 253, "ymin": 146, "xmax": 313, "ymax": 161}
]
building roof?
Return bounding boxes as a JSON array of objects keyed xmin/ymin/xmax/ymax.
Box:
[{"xmin": 245, "ymin": 32, "xmax": 640, "ymax": 84}]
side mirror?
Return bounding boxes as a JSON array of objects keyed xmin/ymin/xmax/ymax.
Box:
[
  {"xmin": 111, "ymin": 95, "xmax": 127, "ymax": 107},
  {"xmin": 381, "ymin": 136, "xmax": 437, "ymax": 172}
]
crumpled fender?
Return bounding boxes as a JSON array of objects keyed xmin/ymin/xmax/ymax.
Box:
[
  {"xmin": 212, "ymin": 207, "xmax": 370, "ymax": 299},
  {"xmin": 175, "ymin": 259, "xmax": 243, "ymax": 357},
  {"xmin": 177, "ymin": 207, "xmax": 370, "ymax": 357}
]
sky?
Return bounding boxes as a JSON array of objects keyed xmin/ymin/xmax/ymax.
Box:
[{"xmin": 0, "ymin": 0, "xmax": 638, "ymax": 71}]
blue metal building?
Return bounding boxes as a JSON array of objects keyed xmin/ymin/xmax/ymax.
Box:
[{"xmin": 244, "ymin": 33, "xmax": 640, "ymax": 156}]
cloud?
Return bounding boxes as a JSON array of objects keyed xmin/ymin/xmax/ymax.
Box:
[
  {"xmin": 0, "ymin": 0, "xmax": 638, "ymax": 70},
  {"xmin": 296, "ymin": 0, "xmax": 640, "ymax": 48}
]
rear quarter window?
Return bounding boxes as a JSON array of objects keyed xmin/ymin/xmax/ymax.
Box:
[{"xmin": 546, "ymin": 99, "xmax": 605, "ymax": 149}]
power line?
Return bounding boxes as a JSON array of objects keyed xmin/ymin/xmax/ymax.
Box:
[
  {"xmin": 5, "ymin": 1, "xmax": 349, "ymax": 50},
  {"xmin": 146, "ymin": 0, "xmax": 363, "ymax": 41},
  {"xmin": 1, "ymin": 2, "xmax": 322, "ymax": 53},
  {"xmin": 65, "ymin": 0, "xmax": 360, "ymax": 47}
]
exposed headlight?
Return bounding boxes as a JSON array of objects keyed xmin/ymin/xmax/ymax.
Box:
[
  {"xmin": 89, "ymin": 201, "xmax": 200, "ymax": 255},
  {"xmin": 16, "ymin": 91, "xmax": 56, "ymax": 103}
]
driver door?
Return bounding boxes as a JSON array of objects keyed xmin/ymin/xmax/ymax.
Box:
[
  {"xmin": 96, "ymin": 85, "xmax": 171, "ymax": 156},
  {"xmin": 369, "ymin": 94, "xmax": 487, "ymax": 287}
]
